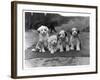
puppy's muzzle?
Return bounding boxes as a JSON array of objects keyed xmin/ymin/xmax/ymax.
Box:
[
  {"xmin": 52, "ymin": 41, "xmax": 57, "ymax": 47},
  {"xmin": 53, "ymin": 42, "xmax": 57, "ymax": 44},
  {"xmin": 42, "ymin": 32, "xmax": 47, "ymax": 36},
  {"xmin": 72, "ymin": 31, "xmax": 78, "ymax": 36}
]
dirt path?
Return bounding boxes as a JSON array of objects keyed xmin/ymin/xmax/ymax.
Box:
[{"xmin": 25, "ymin": 57, "xmax": 89, "ymax": 68}]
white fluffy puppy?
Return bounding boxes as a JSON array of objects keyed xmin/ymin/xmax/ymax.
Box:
[
  {"xmin": 57, "ymin": 30, "xmax": 69, "ymax": 52},
  {"xmin": 33, "ymin": 25, "xmax": 49, "ymax": 52},
  {"xmin": 48, "ymin": 35, "xmax": 58, "ymax": 54},
  {"xmin": 70, "ymin": 28, "xmax": 81, "ymax": 51}
]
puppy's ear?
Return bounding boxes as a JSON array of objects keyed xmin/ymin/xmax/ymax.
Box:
[
  {"xmin": 65, "ymin": 32, "xmax": 67, "ymax": 36},
  {"xmin": 46, "ymin": 27, "xmax": 49, "ymax": 32},
  {"xmin": 57, "ymin": 33, "xmax": 60, "ymax": 40},
  {"xmin": 77, "ymin": 30, "xmax": 80, "ymax": 34},
  {"xmin": 69, "ymin": 30, "xmax": 72, "ymax": 35},
  {"xmin": 37, "ymin": 27, "xmax": 40, "ymax": 33},
  {"xmin": 37, "ymin": 30, "xmax": 40, "ymax": 33}
]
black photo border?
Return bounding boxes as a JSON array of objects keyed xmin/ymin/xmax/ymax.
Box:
[{"xmin": 11, "ymin": 1, "xmax": 98, "ymax": 79}]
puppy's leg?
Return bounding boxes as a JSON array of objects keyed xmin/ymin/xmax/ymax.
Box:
[
  {"xmin": 76, "ymin": 41, "xmax": 80, "ymax": 51},
  {"xmin": 41, "ymin": 43, "xmax": 45, "ymax": 52},
  {"xmin": 54, "ymin": 47, "xmax": 57, "ymax": 53},
  {"xmin": 51, "ymin": 50, "xmax": 54, "ymax": 54},
  {"xmin": 60, "ymin": 45, "xmax": 64, "ymax": 52},
  {"xmin": 48, "ymin": 43, "xmax": 51, "ymax": 53},
  {"xmin": 70, "ymin": 43, "xmax": 74, "ymax": 50},
  {"xmin": 36, "ymin": 41, "xmax": 45, "ymax": 52},
  {"xmin": 32, "ymin": 41, "xmax": 41, "ymax": 52},
  {"xmin": 42, "ymin": 47, "xmax": 45, "ymax": 52},
  {"xmin": 66, "ymin": 45, "xmax": 69, "ymax": 51},
  {"xmin": 39, "ymin": 49, "xmax": 42, "ymax": 52},
  {"xmin": 49, "ymin": 47, "xmax": 55, "ymax": 54}
]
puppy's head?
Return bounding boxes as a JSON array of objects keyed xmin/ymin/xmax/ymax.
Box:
[
  {"xmin": 57, "ymin": 30, "xmax": 67, "ymax": 40},
  {"xmin": 71, "ymin": 28, "xmax": 80, "ymax": 37},
  {"xmin": 37, "ymin": 25, "xmax": 49, "ymax": 36},
  {"xmin": 48, "ymin": 35, "xmax": 57, "ymax": 47}
]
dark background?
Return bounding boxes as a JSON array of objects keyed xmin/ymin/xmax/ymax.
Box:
[{"xmin": 25, "ymin": 12, "xmax": 89, "ymax": 32}]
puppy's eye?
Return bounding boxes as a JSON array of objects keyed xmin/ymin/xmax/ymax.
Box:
[
  {"xmin": 59, "ymin": 34, "xmax": 61, "ymax": 36},
  {"xmin": 44, "ymin": 29, "xmax": 46, "ymax": 31}
]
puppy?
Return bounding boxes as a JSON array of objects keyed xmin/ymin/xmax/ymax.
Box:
[
  {"xmin": 57, "ymin": 30, "xmax": 70, "ymax": 52},
  {"xmin": 69, "ymin": 28, "xmax": 81, "ymax": 51},
  {"xmin": 32, "ymin": 25, "xmax": 49, "ymax": 52},
  {"xmin": 48, "ymin": 35, "xmax": 58, "ymax": 54}
]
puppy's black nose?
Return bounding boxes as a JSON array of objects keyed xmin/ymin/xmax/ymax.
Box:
[
  {"xmin": 54, "ymin": 42, "xmax": 56, "ymax": 44},
  {"xmin": 53, "ymin": 42, "xmax": 57, "ymax": 47},
  {"xmin": 53, "ymin": 42, "xmax": 57, "ymax": 45}
]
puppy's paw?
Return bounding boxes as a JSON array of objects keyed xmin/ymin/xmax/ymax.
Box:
[
  {"xmin": 39, "ymin": 50, "xmax": 42, "ymax": 52},
  {"xmin": 70, "ymin": 47, "xmax": 74, "ymax": 50},
  {"xmin": 76, "ymin": 47, "xmax": 80, "ymax": 51},
  {"xmin": 51, "ymin": 50, "xmax": 54, "ymax": 54},
  {"xmin": 66, "ymin": 48, "xmax": 70, "ymax": 51},
  {"xmin": 32, "ymin": 48, "xmax": 36, "ymax": 51},
  {"xmin": 60, "ymin": 49, "xmax": 63, "ymax": 52},
  {"xmin": 42, "ymin": 49, "xmax": 45, "ymax": 52},
  {"xmin": 66, "ymin": 46, "xmax": 70, "ymax": 51}
]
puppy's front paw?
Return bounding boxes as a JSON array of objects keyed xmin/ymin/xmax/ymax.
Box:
[
  {"xmin": 32, "ymin": 48, "xmax": 36, "ymax": 51},
  {"xmin": 66, "ymin": 48, "xmax": 69, "ymax": 51},
  {"xmin": 70, "ymin": 47, "xmax": 74, "ymax": 50},
  {"xmin": 76, "ymin": 47, "xmax": 80, "ymax": 51},
  {"xmin": 39, "ymin": 49, "xmax": 42, "ymax": 52},
  {"xmin": 60, "ymin": 49, "xmax": 63, "ymax": 52},
  {"xmin": 42, "ymin": 48, "xmax": 45, "ymax": 52},
  {"xmin": 60, "ymin": 47, "xmax": 64, "ymax": 52},
  {"xmin": 51, "ymin": 50, "xmax": 54, "ymax": 54}
]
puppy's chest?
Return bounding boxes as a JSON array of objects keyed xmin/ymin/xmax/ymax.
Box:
[
  {"xmin": 71, "ymin": 36, "xmax": 79, "ymax": 44},
  {"xmin": 58, "ymin": 37, "xmax": 68, "ymax": 44},
  {"xmin": 39, "ymin": 34, "xmax": 48, "ymax": 41}
]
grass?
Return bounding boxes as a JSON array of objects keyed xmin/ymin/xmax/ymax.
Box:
[
  {"xmin": 25, "ymin": 30, "xmax": 89, "ymax": 60},
  {"xmin": 24, "ymin": 17, "xmax": 90, "ymax": 67}
]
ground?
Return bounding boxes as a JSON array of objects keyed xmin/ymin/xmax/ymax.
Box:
[{"xmin": 24, "ymin": 25, "xmax": 90, "ymax": 68}]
